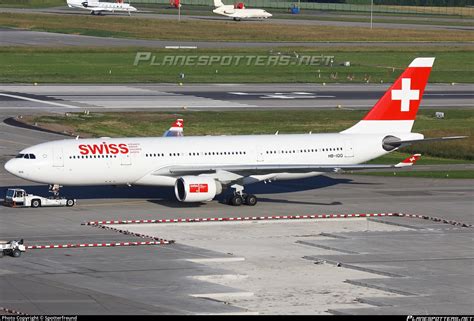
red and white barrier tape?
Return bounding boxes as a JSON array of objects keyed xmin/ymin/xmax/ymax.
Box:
[
  {"xmin": 0, "ymin": 307, "xmax": 28, "ymax": 315},
  {"xmin": 25, "ymin": 220, "xmax": 174, "ymax": 250},
  {"xmin": 83, "ymin": 212, "xmax": 472, "ymax": 228},
  {"xmin": 92, "ymin": 224, "xmax": 175, "ymax": 243},
  {"xmin": 26, "ymin": 240, "xmax": 168, "ymax": 250},
  {"xmin": 23, "ymin": 212, "xmax": 471, "ymax": 252},
  {"xmin": 396, "ymin": 213, "xmax": 472, "ymax": 228},
  {"xmin": 83, "ymin": 213, "xmax": 398, "ymax": 226}
]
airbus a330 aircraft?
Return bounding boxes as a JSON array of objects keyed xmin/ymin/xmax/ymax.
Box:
[
  {"xmin": 4, "ymin": 58, "xmax": 465, "ymax": 206},
  {"xmin": 67, "ymin": 0, "xmax": 137, "ymax": 15},
  {"xmin": 213, "ymin": 0, "xmax": 272, "ymax": 21}
]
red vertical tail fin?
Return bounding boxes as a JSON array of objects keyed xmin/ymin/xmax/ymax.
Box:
[
  {"xmin": 163, "ymin": 119, "xmax": 184, "ymax": 137},
  {"xmin": 342, "ymin": 57, "xmax": 434, "ymax": 134}
]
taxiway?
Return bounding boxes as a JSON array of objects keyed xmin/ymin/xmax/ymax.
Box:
[
  {"xmin": 0, "ymin": 109, "xmax": 473, "ymax": 314},
  {"xmin": 0, "ymin": 83, "xmax": 472, "ymax": 112}
]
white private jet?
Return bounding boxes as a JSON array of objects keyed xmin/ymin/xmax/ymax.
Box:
[
  {"xmin": 213, "ymin": 0, "xmax": 272, "ymax": 21},
  {"xmin": 67, "ymin": 0, "xmax": 137, "ymax": 15},
  {"xmin": 4, "ymin": 58, "xmax": 466, "ymax": 206}
]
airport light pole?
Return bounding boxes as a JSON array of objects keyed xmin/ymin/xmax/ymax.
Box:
[{"xmin": 370, "ymin": 0, "xmax": 373, "ymax": 29}]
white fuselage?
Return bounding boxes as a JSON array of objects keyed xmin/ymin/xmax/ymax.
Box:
[
  {"xmin": 67, "ymin": 0, "xmax": 137, "ymax": 13},
  {"xmin": 5, "ymin": 133, "xmax": 394, "ymax": 187},
  {"xmin": 213, "ymin": 5, "xmax": 272, "ymax": 19}
]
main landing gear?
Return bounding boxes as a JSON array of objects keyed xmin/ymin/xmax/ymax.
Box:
[{"xmin": 226, "ymin": 184, "xmax": 257, "ymax": 206}]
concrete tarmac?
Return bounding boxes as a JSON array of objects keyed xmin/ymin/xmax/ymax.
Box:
[
  {"xmin": 0, "ymin": 76, "xmax": 472, "ymax": 314},
  {"xmin": 0, "ymin": 83, "xmax": 472, "ymax": 112},
  {"xmin": 0, "ymin": 104, "xmax": 473, "ymax": 314},
  {"xmin": 3, "ymin": 28, "xmax": 473, "ymax": 49}
]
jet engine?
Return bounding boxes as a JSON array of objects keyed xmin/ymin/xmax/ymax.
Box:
[{"xmin": 174, "ymin": 176, "xmax": 223, "ymax": 202}]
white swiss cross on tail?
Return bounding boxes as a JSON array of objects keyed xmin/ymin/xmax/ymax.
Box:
[
  {"xmin": 391, "ymin": 78, "xmax": 419, "ymax": 112},
  {"xmin": 174, "ymin": 120, "xmax": 183, "ymax": 128}
]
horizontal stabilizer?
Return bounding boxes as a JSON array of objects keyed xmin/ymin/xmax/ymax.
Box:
[{"xmin": 385, "ymin": 136, "xmax": 467, "ymax": 148}]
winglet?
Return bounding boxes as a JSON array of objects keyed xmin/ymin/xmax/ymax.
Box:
[{"xmin": 395, "ymin": 154, "xmax": 421, "ymax": 167}]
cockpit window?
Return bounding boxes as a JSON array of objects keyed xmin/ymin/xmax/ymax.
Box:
[{"xmin": 15, "ymin": 153, "xmax": 36, "ymax": 159}]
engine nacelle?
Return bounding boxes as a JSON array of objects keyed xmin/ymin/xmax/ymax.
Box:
[
  {"xmin": 174, "ymin": 176, "xmax": 222, "ymax": 202},
  {"xmin": 382, "ymin": 135, "xmax": 401, "ymax": 151}
]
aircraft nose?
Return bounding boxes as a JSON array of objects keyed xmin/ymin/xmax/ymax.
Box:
[{"xmin": 4, "ymin": 159, "xmax": 16, "ymax": 174}]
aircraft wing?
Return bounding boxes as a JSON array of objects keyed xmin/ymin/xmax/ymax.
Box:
[{"xmin": 156, "ymin": 154, "xmax": 421, "ymax": 177}]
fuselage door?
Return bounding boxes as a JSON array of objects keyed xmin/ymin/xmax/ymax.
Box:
[
  {"xmin": 344, "ymin": 141, "xmax": 354, "ymax": 158},
  {"xmin": 256, "ymin": 145, "xmax": 265, "ymax": 162},
  {"xmin": 53, "ymin": 148, "xmax": 64, "ymax": 167},
  {"xmin": 120, "ymin": 153, "xmax": 131, "ymax": 165}
]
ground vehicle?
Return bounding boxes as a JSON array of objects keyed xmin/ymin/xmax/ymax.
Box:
[
  {"xmin": 0, "ymin": 239, "xmax": 26, "ymax": 257},
  {"xmin": 4, "ymin": 188, "xmax": 75, "ymax": 208}
]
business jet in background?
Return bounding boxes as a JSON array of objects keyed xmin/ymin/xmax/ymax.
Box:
[
  {"xmin": 213, "ymin": 0, "xmax": 272, "ymax": 21},
  {"xmin": 4, "ymin": 58, "xmax": 466, "ymax": 206},
  {"xmin": 67, "ymin": 0, "xmax": 137, "ymax": 15}
]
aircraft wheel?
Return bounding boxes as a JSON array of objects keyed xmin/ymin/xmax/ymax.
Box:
[
  {"xmin": 230, "ymin": 195, "xmax": 243, "ymax": 206},
  {"xmin": 245, "ymin": 194, "xmax": 257, "ymax": 206}
]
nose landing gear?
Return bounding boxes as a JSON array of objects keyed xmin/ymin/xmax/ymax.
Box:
[
  {"xmin": 226, "ymin": 184, "xmax": 257, "ymax": 206},
  {"xmin": 48, "ymin": 184, "xmax": 61, "ymax": 198}
]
